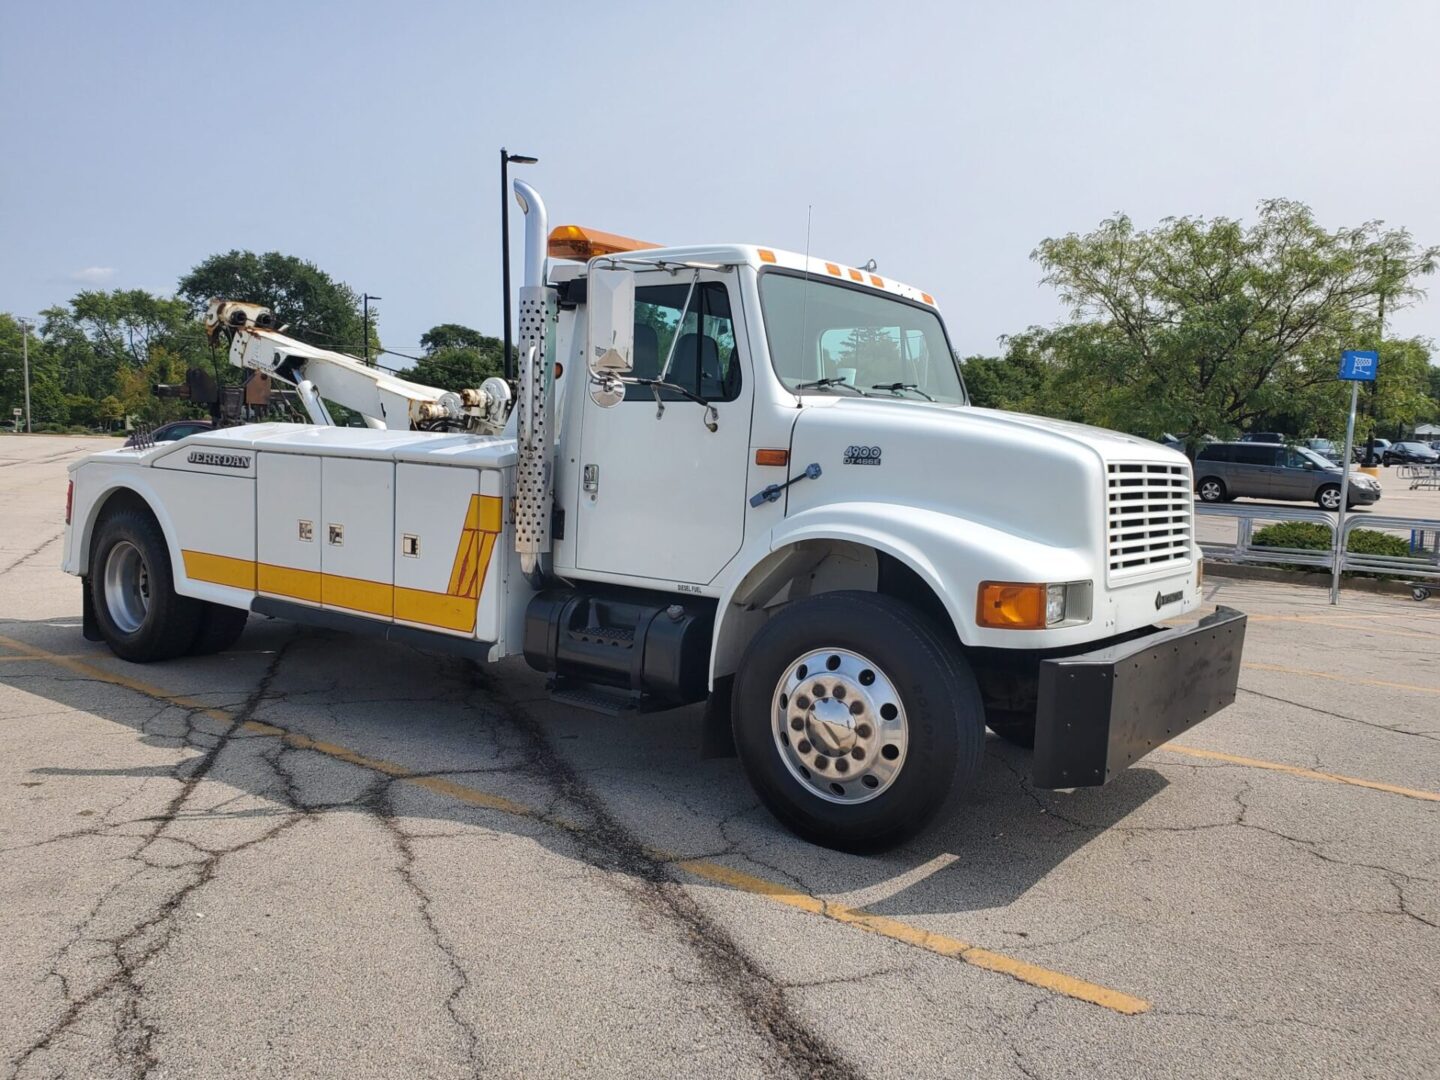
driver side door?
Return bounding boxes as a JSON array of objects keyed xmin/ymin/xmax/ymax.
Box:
[{"xmin": 574, "ymin": 272, "xmax": 754, "ymax": 585}]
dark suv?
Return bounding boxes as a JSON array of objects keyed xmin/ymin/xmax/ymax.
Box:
[{"xmin": 1195, "ymin": 442, "xmax": 1382, "ymax": 510}]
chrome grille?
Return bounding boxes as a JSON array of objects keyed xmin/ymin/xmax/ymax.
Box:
[{"xmin": 1107, "ymin": 462, "xmax": 1193, "ymax": 576}]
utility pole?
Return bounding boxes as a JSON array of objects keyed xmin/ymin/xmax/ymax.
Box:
[
  {"xmin": 19, "ymin": 317, "xmax": 32, "ymax": 434},
  {"xmin": 362, "ymin": 293, "xmax": 381, "ymax": 366},
  {"xmin": 500, "ymin": 148, "xmax": 538, "ymax": 383},
  {"xmin": 1365, "ymin": 256, "xmax": 1387, "ymax": 464}
]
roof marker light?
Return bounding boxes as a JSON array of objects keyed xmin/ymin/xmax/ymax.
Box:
[{"xmin": 758, "ymin": 249, "xmax": 777, "ymax": 263}]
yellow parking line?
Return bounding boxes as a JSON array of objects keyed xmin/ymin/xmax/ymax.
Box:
[
  {"xmin": 676, "ymin": 859, "xmax": 1149, "ymax": 1014},
  {"xmin": 0, "ymin": 634, "xmax": 1148, "ymax": 1016},
  {"xmin": 1243, "ymin": 660, "xmax": 1440, "ymax": 696},
  {"xmin": 1164, "ymin": 745, "xmax": 1440, "ymax": 802}
]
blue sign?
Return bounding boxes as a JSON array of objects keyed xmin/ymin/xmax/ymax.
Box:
[{"xmin": 1339, "ymin": 350, "xmax": 1378, "ymax": 381}]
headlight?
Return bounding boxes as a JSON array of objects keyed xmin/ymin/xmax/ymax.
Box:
[{"xmin": 1046, "ymin": 584, "xmax": 1067, "ymax": 625}]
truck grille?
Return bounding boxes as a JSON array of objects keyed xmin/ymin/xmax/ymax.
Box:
[{"xmin": 1107, "ymin": 462, "xmax": 1193, "ymax": 576}]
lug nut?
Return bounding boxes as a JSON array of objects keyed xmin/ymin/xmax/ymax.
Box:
[{"xmin": 797, "ymin": 739, "xmax": 811, "ymax": 754}]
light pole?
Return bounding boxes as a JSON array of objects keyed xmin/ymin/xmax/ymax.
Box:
[
  {"xmin": 362, "ymin": 293, "xmax": 381, "ymax": 366},
  {"xmin": 500, "ymin": 148, "xmax": 538, "ymax": 382},
  {"xmin": 18, "ymin": 317, "xmax": 32, "ymax": 433}
]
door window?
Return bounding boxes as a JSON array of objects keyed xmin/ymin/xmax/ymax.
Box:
[{"xmin": 626, "ymin": 282, "xmax": 741, "ymax": 403}]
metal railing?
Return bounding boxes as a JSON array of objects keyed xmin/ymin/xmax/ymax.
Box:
[
  {"xmin": 1195, "ymin": 504, "xmax": 1440, "ymax": 595},
  {"xmin": 1395, "ymin": 464, "xmax": 1440, "ymax": 490},
  {"xmin": 1339, "ymin": 514, "xmax": 1440, "ymax": 581}
]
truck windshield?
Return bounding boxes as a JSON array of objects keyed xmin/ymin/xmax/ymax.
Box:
[{"xmin": 759, "ymin": 272, "xmax": 966, "ymax": 404}]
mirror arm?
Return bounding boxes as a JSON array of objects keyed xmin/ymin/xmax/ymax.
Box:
[{"xmin": 657, "ymin": 270, "xmax": 701, "ymax": 384}]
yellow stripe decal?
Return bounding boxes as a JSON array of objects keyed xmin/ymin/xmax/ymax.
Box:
[
  {"xmin": 182, "ymin": 550, "xmax": 256, "ymax": 591},
  {"xmin": 256, "ymin": 563, "xmax": 322, "ymax": 604},
  {"xmin": 185, "ymin": 494, "xmax": 505, "ymax": 634}
]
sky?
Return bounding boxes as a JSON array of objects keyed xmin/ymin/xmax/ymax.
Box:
[{"xmin": 2, "ymin": 0, "xmax": 1438, "ymax": 361}]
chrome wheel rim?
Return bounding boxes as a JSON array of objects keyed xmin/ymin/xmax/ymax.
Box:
[
  {"xmin": 771, "ymin": 647, "xmax": 908, "ymax": 805},
  {"xmin": 1319, "ymin": 489, "xmax": 1341, "ymax": 510},
  {"xmin": 103, "ymin": 540, "xmax": 150, "ymax": 634},
  {"xmin": 1199, "ymin": 481, "xmax": 1221, "ymax": 501}
]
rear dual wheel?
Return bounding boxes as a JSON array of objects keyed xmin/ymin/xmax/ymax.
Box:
[
  {"xmin": 91, "ymin": 507, "xmax": 247, "ymax": 662},
  {"xmin": 732, "ymin": 592, "xmax": 984, "ymax": 852}
]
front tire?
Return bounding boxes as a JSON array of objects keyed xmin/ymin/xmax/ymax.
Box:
[
  {"xmin": 91, "ymin": 507, "xmax": 202, "ymax": 662},
  {"xmin": 731, "ymin": 592, "xmax": 984, "ymax": 852},
  {"xmin": 1317, "ymin": 484, "xmax": 1343, "ymax": 511}
]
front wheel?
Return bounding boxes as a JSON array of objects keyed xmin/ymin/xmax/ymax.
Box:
[
  {"xmin": 731, "ymin": 592, "xmax": 984, "ymax": 852},
  {"xmin": 1197, "ymin": 477, "xmax": 1227, "ymax": 503},
  {"xmin": 1317, "ymin": 484, "xmax": 1343, "ymax": 511}
]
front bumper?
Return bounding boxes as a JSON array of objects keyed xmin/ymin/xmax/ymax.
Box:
[{"xmin": 1031, "ymin": 606, "xmax": 1247, "ymax": 788}]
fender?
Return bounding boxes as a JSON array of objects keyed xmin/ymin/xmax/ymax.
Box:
[
  {"xmin": 69, "ymin": 464, "xmax": 257, "ymax": 609},
  {"xmin": 709, "ymin": 501, "xmax": 1094, "ymax": 683}
]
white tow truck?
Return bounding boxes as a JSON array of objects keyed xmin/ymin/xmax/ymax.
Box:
[{"xmin": 61, "ymin": 177, "xmax": 1246, "ymax": 850}]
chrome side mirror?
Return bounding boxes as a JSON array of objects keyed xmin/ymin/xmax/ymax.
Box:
[{"xmin": 586, "ymin": 267, "xmax": 636, "ymax": 373}]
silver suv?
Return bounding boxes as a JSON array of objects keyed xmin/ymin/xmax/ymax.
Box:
[{"xmin": 1195, "ymin": 442, "xmax": 1382, "ymax": 510}]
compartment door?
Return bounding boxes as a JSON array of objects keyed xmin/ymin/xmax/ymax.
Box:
[
  {"xmin": 321, "ymin": 457, "xmax": 395, "ymax": 620},
  {"xmin": 257, "ymin": 452, "xmax": 322, "ymax": 606},
  {"xmin": 393, "ymin": 463, "xmax": 501, "ymax": 638}
]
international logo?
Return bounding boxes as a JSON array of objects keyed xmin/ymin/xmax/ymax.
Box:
[
  {"xmin": 187, "ymin": 450, "xmax": 251, "ymax": 469},
  {"xmin": 843, "ymin": 444, "xmax": 882, "ymax": 466},
  {"xmin": 1155, "ymin": 589, "xmax": 1184, "ymax": 610}
]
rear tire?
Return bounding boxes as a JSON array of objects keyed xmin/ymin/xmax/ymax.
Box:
[
  {"xmin": 1197, "ymin": 477, "xmax": 1226, "ymax": 503},
  {"xmin": 188, "ymin": 603, "xmax": 249, "ymax": 656},
  {"xmin": 731, "ymin": 591, "xmax": 984, "ymax": 852},
  {"xmin": 91, "ymin": 506, "xmax": 202, "ymax": 662}
]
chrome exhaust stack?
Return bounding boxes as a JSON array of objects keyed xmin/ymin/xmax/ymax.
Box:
[{"xmin": 512, "ymin": 180, "xmax": 556, "ymax": 586}]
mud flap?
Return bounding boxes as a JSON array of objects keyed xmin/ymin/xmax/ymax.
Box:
[{"xmin": 81, "ymin": 576, "xmax": 103, "ymax": 642}]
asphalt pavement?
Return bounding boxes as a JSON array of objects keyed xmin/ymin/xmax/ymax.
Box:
[{"xmin": 2, "ymin": 435, "xmax": 1437, "ymax": 1079}]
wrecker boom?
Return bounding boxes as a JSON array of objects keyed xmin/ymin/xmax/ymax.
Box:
[{"xmin": 204, "ymin": 299, "xmax": 510, "ymax": 433}]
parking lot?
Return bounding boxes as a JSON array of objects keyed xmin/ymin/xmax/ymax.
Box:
[{"xmin": 2, "ymin": 435, "xmax": 1437, "ymax": 1079}]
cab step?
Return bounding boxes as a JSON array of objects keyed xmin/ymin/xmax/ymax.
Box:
[{"xmin": 547, "ymin": 677, "xmax": 640, "ymax": 716}]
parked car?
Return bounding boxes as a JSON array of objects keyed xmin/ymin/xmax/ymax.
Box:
[
  {"xmin": 1239, "ymin": 432, "xmax": 1287, "ymax": 444},
  {"xmin": 123, "ymin": 419, "xmax": 214, "ymax": 448},
  {"xmin": 1304, "ymin": 437, "xmax": 1341, "ymax": 464},
  {"xmin": 1358, "ymin": 437, "xmax": 1391, "ymax": 465},
  {"xmin": 1194, "ymin": 442, "xmax": 1382, "ymax": 510},
  {"xmin": 1383, "ymin": 441, "xmax": 1440, "ymax": 466}
]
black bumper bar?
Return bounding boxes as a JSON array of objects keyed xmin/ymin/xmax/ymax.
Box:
[{"xmin": 1031, "ymin": 606, "xmax": 1247, "ymax": 789}]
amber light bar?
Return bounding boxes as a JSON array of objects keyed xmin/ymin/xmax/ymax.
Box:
[{"xmin": 548, "ymin": 225, "xmax": 661, "ymax": 261}]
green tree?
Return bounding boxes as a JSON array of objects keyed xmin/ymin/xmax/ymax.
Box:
[
  {"xmin": 398, "ymin": 323, "xmax": 504, "ymax": 390},
  {"xmin": 38, "ymin": 290, "xmax": 208, "ymax": 426},
  {"xmin": 1033, "ymin": 200, "xmax": 1438, "ymax": 452},
  {"xmin": 178, "ymin": 251, "xmax": 376, "ymax": 358}
]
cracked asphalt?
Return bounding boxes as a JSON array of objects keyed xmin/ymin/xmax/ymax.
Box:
[{"xmin": 2, "ymin": 434, "xmax": 1437, "ymax": 1079}]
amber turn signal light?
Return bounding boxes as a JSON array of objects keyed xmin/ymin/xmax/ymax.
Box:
[
  {"xmin": 755, "ymin": 448, "xmax": 789, "ymax": 467},
  {"xmin": 976, "ymin": 582, "xmax": 1047, "ymax": 630}
]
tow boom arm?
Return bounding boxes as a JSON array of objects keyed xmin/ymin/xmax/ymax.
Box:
[{"xmin": 204, "ymin": 300, "xmax": 509, "ymax": 432}]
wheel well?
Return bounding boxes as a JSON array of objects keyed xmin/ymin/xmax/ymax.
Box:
[
  {"xmin": 710, "ymin": 541, "xmax": 958, "ymax": 679},
  {"xmin": 82, "ymin": 487, "xmax": 160, "ymax": 573}
]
